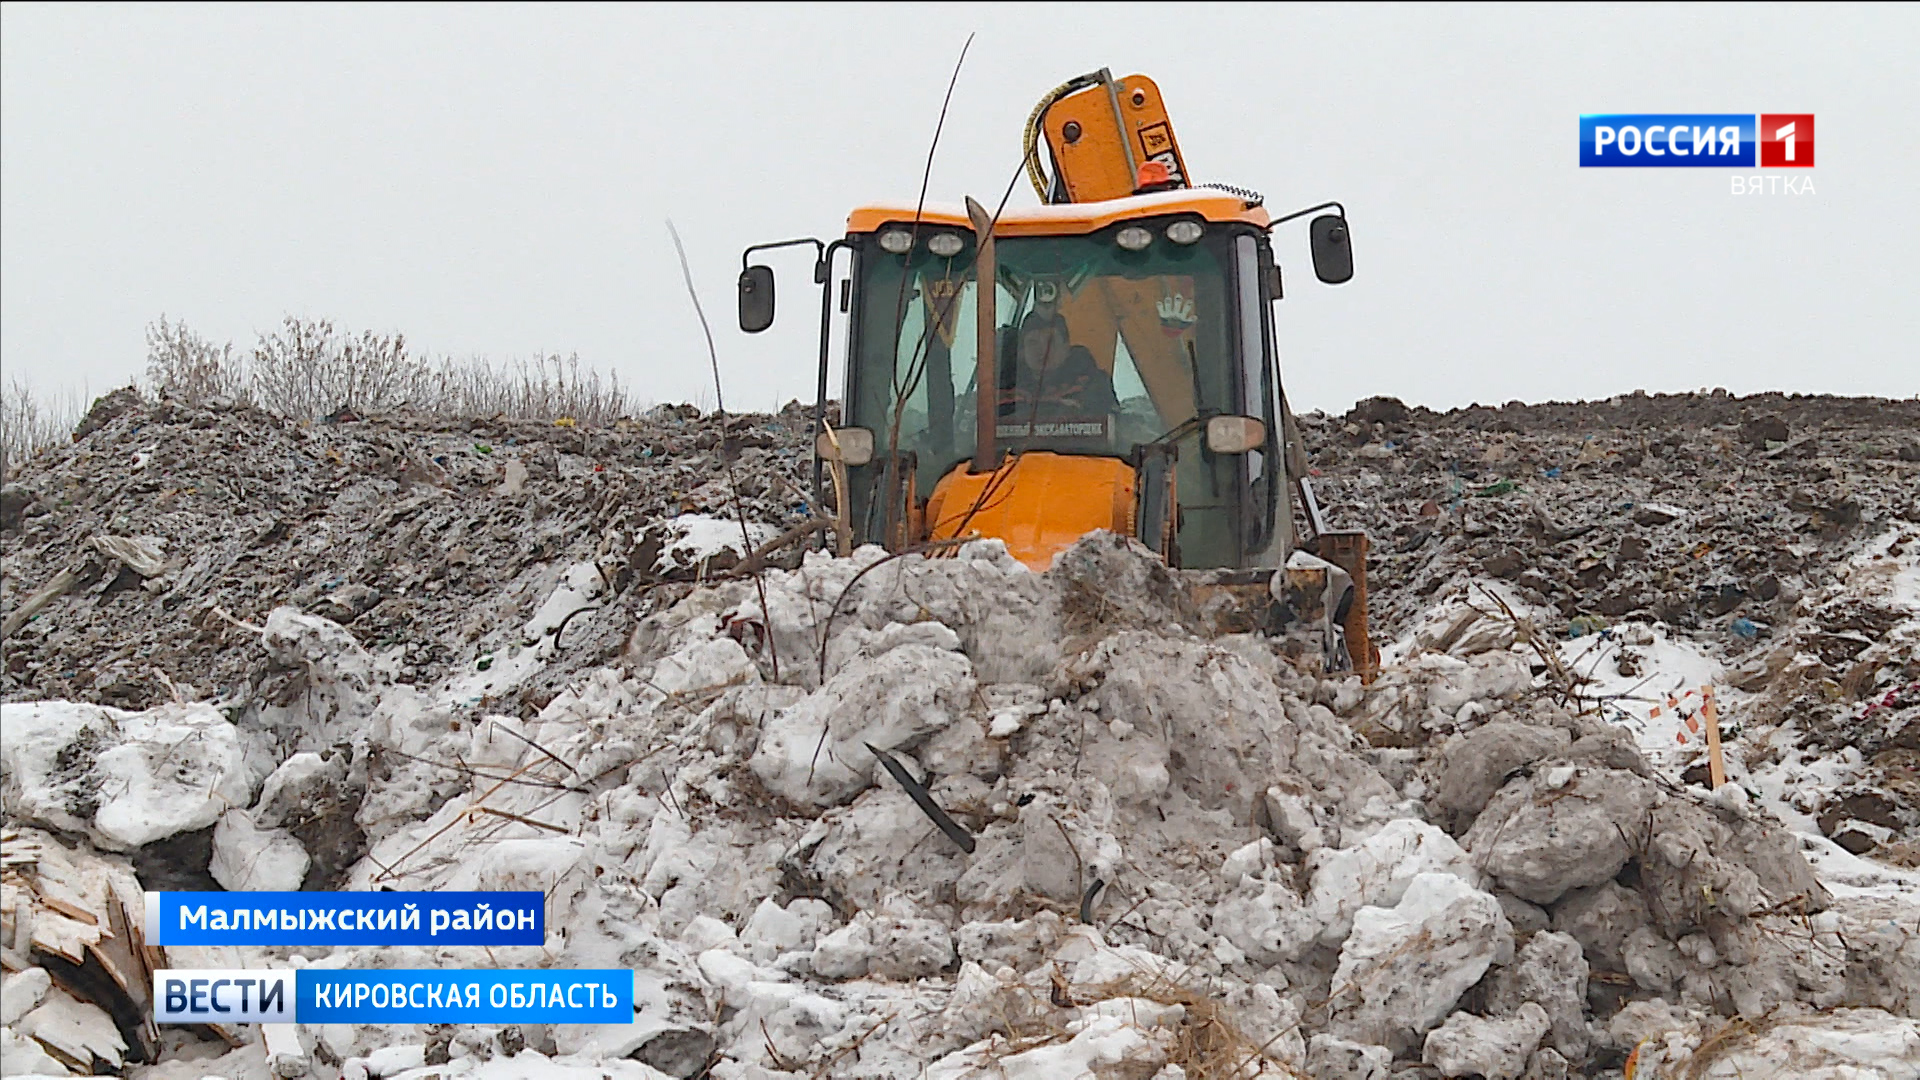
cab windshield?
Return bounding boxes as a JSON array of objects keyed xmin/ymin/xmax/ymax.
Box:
[{"xmin": 851, "ymin": 221, "xmax": 1237, "ymax": 487}]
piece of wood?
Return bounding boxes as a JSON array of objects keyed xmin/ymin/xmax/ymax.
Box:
[
  {"xmin": 3, "ymin": 828, "xmax": 161, "ymax": 1059},
  {"xmin": 38, "ymin": 891, "xmax": 99, "ymax": 926},
  {"xmin": 95, "ymin": 888, "xmax": 140, "ymax": 996},
  {"xmin": 33, "ymin": 859, "xmax": 103, "ymax": 926},
  {"xmin": 0, "ymin": 559, "xmax": 94, "ymax": 640},
  {"xmin": 31, "ymin": 911, "xmax": 98, "ymax": 963},
  {"xmin": 13, "ymin": 984, "xmax": 126, "ymax": 1069},
  {"xmin": 1702, "ymin": 685, "xmax": 1726, "ymax": 789}
]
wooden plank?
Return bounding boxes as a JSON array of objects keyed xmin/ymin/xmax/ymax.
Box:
[
  {"xmin": 97, "ymin": 885, "xmax": 158, "ymax": 1057},
  {"xmin": 30, "ymin": 912, "xmax": 98, "ymax": 963},
  {"xmin": 1702, "ymin": 685, "xmax": 1727, "ymax": 789},
  {"xmin": 32, "ymin": 857, "xmax": 105, "ymax": 926},
  {"xmin": 92, "ymin": 898, "xmax": 137, "ymax": 995},
  {"xmin": 1, "ymin": 828, "xmax": 160, "ymax": 1060},
  {"xmin": 37, "ymin": 890, "xmax": 99, "ymax": 926},
  {"xmin": 106, "ymin": 881, "xmax": 158, "ymax": 1003},
  {"xmin": 0, "ymin": 559, "xmax": 91, "ymax": 641}
]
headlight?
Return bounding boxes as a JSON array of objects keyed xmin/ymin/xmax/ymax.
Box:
[
  {"xmin": 1115, "ymin": 226, "xmax": 1153, "ymax": 251},
  {"xmin": 1166, "ymin": 220, "xmax": 1204, "ymax": 245},
  {"xmin": 927, "ymin": 232, "xmax": 965, "ymax": 258},
  {"xmin": 877, "ymin": 229, "xmax": 913, "ymax": 254}
]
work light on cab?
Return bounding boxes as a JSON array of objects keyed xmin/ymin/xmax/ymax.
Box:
[
  {"xmin": 877, "ymin": 229, "xmax": 914, "ymax": 254},
  {"xmin": 1115, "ymin": 225, "xmax": 1153, "ymax": 251},
  {"xmin": 926, "ymin": 232, "xmax": 965, "ymax": 258},
  {"xmin": 1165, "ymin": 220, "xmax": 1204, "ymax": 245}
]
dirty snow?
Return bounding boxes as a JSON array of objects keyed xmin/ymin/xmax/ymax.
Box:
[{"xmin": 4, "ymin": 391, "xmax": 1919, "ymax": 1078}]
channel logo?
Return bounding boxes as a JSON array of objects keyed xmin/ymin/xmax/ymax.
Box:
[
  {"xmin": 1579, "ymin": 114, "xmax": 1813, "ymax": 167},
  {"xmin": 155, "ymin": 970, "xmax": 297, "ymax": 1024},
  {"xmin": 154, "ymin": 969, "xmax": 632, "ymax": 1024},
  {"xmin": 1757, "ymin": 114, "xmax": 1814, "ymax": 167}
]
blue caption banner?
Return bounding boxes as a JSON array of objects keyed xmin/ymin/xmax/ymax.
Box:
[
  {"xmin": 147, "ymin": 892, "xmax": 545, "ymax": 947},
  {"xmin": 297, "ymin": 969, "xmax": 631, "ymax": 1024},
  {"xmin": 154, "ymin": 969, "xmax": 632, "ymax": 1024},
  {"xmin": 1579, "ymin": 114, "xmax": 1755, "ymax": 166}
]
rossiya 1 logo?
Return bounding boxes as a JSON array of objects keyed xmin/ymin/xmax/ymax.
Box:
[{"xmin": 1579, "ymin": 114, "xmax": 1814, "ymax": 168}]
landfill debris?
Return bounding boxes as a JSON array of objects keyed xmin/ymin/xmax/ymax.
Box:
[
  {"xmin": 0, "ymin": 388, "xmax": 1916, "ymax": 1078},
  {"xmin": 0, "ymin": 827, "xmax": 159, "ymax": 1066},
  {"xmin": 2, "ymin": 393, "xmax": 820, "ymax": 711}
]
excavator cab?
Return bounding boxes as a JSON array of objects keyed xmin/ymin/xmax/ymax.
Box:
[
  {"xmin": 845, "ymin": 198, "xmax": 1280, "ymax": 570},
  {"xmin": 738, "ymin": 70, "xmax": 1375, "ymax": 676}
]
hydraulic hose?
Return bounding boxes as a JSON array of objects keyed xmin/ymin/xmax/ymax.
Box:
[{"xmin": 1023, "ymin": 71, "xmax": 1105, "ymax": 202}]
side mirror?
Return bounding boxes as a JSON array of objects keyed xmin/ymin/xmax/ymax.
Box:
[
  {"xmin": 738, "ymin": 265, "xmax": 775, "ymax": 333},
  {"xmin": 815, "ymin": 426, "xmax": 875, "ymax": 466},
  {"xmin": 1309, "ymin": 214, "xmax": 1353, "ymax": 285},
  {"xmin": 1206, "ymin": 415, "xmax": 1267, "ymax": 454}
]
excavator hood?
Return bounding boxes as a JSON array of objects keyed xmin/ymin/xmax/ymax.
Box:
[{"xmin": 924, "ymin": 453, "xmax": 1135, "ymax": 571}]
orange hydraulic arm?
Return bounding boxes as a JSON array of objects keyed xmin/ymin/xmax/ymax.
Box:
[{"xmin": 1033, "ymin": 71, "xmax": 1192, "ymax": 204}]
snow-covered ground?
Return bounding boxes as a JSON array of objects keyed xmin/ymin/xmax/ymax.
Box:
[{"xmin": 5, "ymin": 531, "xmax": 1919, "ymax": 1079}]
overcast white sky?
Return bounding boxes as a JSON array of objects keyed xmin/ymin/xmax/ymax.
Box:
[{"xmin": 3, "ymin": 3, "xmax": 1916, "ymax": 415}]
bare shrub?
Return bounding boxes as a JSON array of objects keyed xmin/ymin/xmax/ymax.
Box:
[
  {"xmin": 1, "ymin": 379, "xmax": 85, "ymax": 479},
  {"xmin": 145, "ymin": 315, "xmax": 246, "ymax": 403},
  {"xmin": 130, "ymin": 314, "xmax": 637, "ymax": 426},
  {"xmin": 250, "ymin": 317, "xmax": 431, "ymax": 420}
]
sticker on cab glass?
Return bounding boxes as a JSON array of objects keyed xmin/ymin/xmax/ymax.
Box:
[
  {"xmin": 1156, "ymin": 293, "xmax": 1197, "ymax": 336},
  {"xmin": 924, "ymin": 275, "xmax": 963, "ymax": 345}
]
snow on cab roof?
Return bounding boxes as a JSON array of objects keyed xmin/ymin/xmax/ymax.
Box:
[{"xmin": 846, "ymin": 188, "xmax": 1270, "ymax": 236}]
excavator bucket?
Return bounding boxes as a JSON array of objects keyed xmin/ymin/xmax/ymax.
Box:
[{"xmin": 1315, "ymin": 530, "xmax": 1379, "ymax": 681}]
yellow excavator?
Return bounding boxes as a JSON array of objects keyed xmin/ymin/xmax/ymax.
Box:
[{"xmin": 738, "ymin": 69, "xmax": 1375, "ymax": 676}]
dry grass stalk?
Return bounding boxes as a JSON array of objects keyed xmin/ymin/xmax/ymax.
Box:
[
  {"xmin": 949, "ymin": 962, "xmax": 1307, "ymax": 1079},
  {"xmin": 1468, "ymin": 584, "xmax": 1589, "ymax": 708},
  {"xmin": 1090, "ymin": 970, "xmax": 1308, "ymax": 1079},
  {"xmin": 1679, "ymin": 1014, "xmax": 1762, "ymax": 1080}
]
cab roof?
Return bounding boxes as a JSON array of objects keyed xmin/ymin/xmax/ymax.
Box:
[{"xmin": 845, "ymin": 189, "xmax": 1270, "ymax": 237}]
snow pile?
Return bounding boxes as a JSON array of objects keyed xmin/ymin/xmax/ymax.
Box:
[
  {"xmin": 3, "ymin": 529, "xmax": 1914, "ymax": 1077},
  {"xmin": 643, "ymin": 513, "xmax": 780, "ymax": 579},
  {"xmin": 0, "ymin": 699, "xmax": 250, "ymax": 851}
]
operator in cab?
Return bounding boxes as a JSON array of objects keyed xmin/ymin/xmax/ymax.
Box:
[{"xmin": 999, "ymin": 308, "xmax": 1118, "ymax": 426}]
